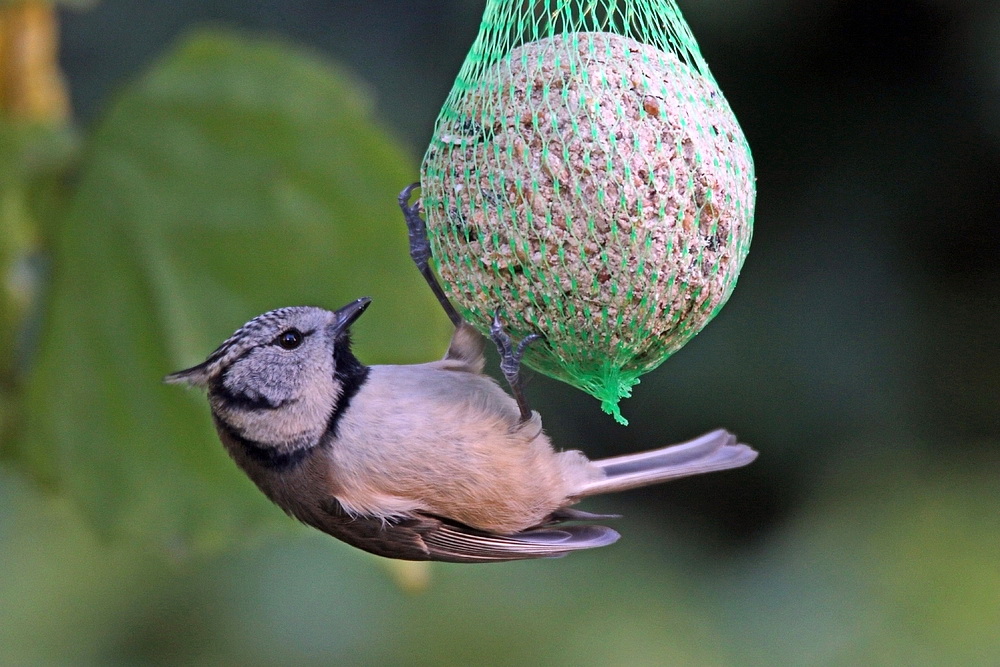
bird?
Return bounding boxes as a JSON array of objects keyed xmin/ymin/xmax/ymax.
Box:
[{"xmin": 165, "ymin": 296, "xmax": 757, "ymax": 563}]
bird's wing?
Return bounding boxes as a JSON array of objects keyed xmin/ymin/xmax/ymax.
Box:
[
  {"xmin": 312, "ymin": 499, "xmax": 619, "ymax": 563},
  {"xmin": 439, "ymin": 323, "xmax": 486, "ymax": 374},
  {"xmin": 418, "ymin": 521, "xmax": 620, "ymax": 562}
]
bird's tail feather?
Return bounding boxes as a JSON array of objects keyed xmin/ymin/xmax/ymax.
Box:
[{"xmin": 574, "ymin": 429, "xmax": 757, "ymax": 498}]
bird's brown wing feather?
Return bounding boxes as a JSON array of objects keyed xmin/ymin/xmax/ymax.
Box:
[
  {"xmin": 313, "ymin": 498, "xmax": 619, "ymax": 563},
  {"xmin": 440, "ymin": 323, "xmax": 486, "ymax": 374}
]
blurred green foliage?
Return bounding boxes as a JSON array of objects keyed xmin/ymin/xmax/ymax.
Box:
[
  {"xmin": 0, "ymin": 120, "xmax": 74, "ymax": 442},
  {"xmin": 3, "ymin": 453, "xmax": 999, "ymax": 664},
  {"xmin": 6, "ymin": 31, "xmax": 449, "ymax": 552},
  {"xmin": 1, "ymin": 2, "xmax": 998, "ymax": 665}
]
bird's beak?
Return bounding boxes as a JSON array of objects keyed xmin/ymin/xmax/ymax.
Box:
[{"xmin": 330, "ymin": 297, "xmax": 372, "ymax": 337}]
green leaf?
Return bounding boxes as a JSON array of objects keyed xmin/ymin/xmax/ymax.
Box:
[{"xmin": 14, "ymin": 29, "xmax": 449, "ymax": 552}]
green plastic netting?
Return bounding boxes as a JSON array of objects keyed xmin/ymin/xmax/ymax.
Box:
[{"xmin": 420, "ymin": 0, "xmax": 755, "ymax": 424}]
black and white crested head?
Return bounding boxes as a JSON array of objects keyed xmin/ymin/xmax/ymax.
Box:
[{"xmin": 166, "ymin": 298, "xmax": 371, "ymax": 467}]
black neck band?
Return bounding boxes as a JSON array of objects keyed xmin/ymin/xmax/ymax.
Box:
[
  {"xmin": 214, "ymin": 415, "xmax": 316, "ymax": 470},
  {"xmin": 325, "ymin": 344, "xmax": 370, "ymax": 439}
]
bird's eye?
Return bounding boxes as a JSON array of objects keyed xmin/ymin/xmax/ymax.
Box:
[{"xmin": 276, "ymin": 328, "xmax": 304, "ymax": 350}]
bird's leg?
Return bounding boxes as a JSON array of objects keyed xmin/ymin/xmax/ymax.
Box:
[
  {"xmin": 398, "ymin": 183, "xmax": 463, "ymax": 327},
  {"xmin": 491, "ymin": 312, "xmax": 543, "ymax": 423}
]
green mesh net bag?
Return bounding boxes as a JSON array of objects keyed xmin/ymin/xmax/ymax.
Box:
[{"xmin": 420, "ymin": 0, "xmax": 755, "ymax": 424}]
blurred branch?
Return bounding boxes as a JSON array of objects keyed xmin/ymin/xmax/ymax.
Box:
[
  {"xmin": 0, "ymin": 0, "xmax": 69, "ymax": 123},
  {"xmin": 383, "ymin": 559, "xmax": 431, "ymax": 594}
]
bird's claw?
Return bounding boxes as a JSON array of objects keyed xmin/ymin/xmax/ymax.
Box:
[
  {"xmin": 490, "ymin": 312, "xmax": 542, "ymax": 423},
  {"xmin": 398, "ymin": 183, "xmax": 462, "ymax": 327}
]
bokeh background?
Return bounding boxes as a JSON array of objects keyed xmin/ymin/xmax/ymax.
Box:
[{"xmin": 1, "ymin": 0, "xmax": 998, "ymax": 664}]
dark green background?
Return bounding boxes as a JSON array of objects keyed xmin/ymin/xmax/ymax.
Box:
[{"xmin": 1, "ymin": 0, "xmax": 997, "ymax": 663}]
